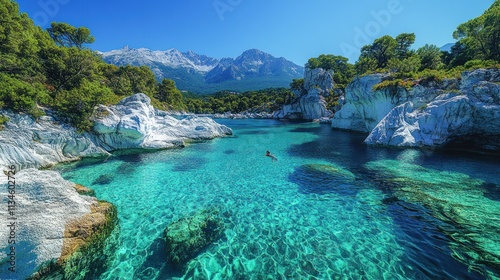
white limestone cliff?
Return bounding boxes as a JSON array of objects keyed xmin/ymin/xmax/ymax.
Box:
[
  {"xmin": 274, "ymin": 68, "xmax": 334, "ymax": 120},
  {"xmin": 0, "ymin": 93, "xmax": 232, "ymax": 169},
  {"xmin": 332, "ymin": 69, "xmax": 500, "ymax": 151},
  {"xmin": 0, "ymin": 111, "xmax": 109, "ymax": 170}
]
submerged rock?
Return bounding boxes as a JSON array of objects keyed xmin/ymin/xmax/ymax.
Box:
[
  {"xmin": 74, "ymin": 184, "xmax": 96, "ymax": 196},
  {"xmin": 0, "ymin": 169, "xmax": 117, "ymax": 280},
  {"xmin": 365, "ymin": 160, "xmax": 500, "ymax": 275},
  {"xmin": 164, "ymin": 208, "xmax": 225, "ymax": 270},
  {"xmin": 92, "ymin": 174, "xmax": 115, "ymax": 185},
  {"xmin": 289, "ymin": 163, "xmax": 356, "ymax": 195}
]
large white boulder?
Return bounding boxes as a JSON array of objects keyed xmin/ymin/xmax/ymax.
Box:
[
  {"xmin": 0, "ymin": 93, "xmax": 232, "ymax": 169},
  {"xmin": 332, "ymin": 74, "xmax": 443, "ymax": 132},
  {"xmin": 365, "ymin": 71, "xmax": 500, "ymax": 150},
  {"xmin": 92, "ymin": 93, "xmax": 232, "ymax": 150}
]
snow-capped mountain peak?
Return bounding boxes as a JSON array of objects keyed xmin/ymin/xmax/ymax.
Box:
[
  {"xmin": 100, "ymin": 47, "xmax": 304, "ymax": 93},
  {"xmin": 100, "ymin": 47, "xmax": 219, "ymax": 73}
]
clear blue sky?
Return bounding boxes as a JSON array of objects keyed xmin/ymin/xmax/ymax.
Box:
[{"xmin": 16, "ymin": 0, "xmax": 493, "ymax": 65}]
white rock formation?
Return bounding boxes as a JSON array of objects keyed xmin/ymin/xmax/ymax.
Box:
[
  {"xmin": 0, "ymin": 93, "xmax": 232, "ymax": 169},
  {"xmin": 92, "ymin": 93, "xmax": 232, "ymax": 150},
  {"xmin": 332, "ymin": 69, "xmax": 500, "ymax": 150},
  {"xmin": 0, "ymin": 111, "xmax": 109, "ymax": 170},
  {"xmin": 0, "ymin": 169, "xmax": 95, "ymax": 279},
  {"xmin": 274, "ymin": 68, "xmax": 334, "ymax": 120},
  {"xmin": 365, "ymin": 70, "xmax": 500, "ymax": 150}
]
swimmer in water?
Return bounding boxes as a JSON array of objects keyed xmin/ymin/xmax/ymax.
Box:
[{"xmin": 265, "ymin": 151, "xmax": 278, "ymax": 161}]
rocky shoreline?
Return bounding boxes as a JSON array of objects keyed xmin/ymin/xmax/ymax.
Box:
[
  {"xmin": 208, "ymin": 68, "xmax": 499, "ymax": 153},
  {"xmin": 0, "ymin": 93, "xmax": 232, "ymax": 279},
  {"xmin": 333, "ymin": 69, "xmax": 500, "ymax": 152}
]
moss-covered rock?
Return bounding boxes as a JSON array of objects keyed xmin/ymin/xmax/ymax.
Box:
[
  {"xmin": 29, "ymin": 200, "xmax": 118, "ymax": 279},
  {"xmin": 365, "ymin": 160, "xmax": 500, "ymax": 276},
  {"xmin": 74, "ymin": 184, "xmax": 96, "ymax": 196},
  {"xmin": 289, "ymin": 163, "xmax": 356, "ymax": 195},
  {"xmin": 164, "ymin": 208, "xmax": 225, "ymax": 270}
]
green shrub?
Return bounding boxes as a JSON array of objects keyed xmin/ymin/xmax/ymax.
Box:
[
  {"xmin": 54, "ymin": 79, "xmax": 119, "ymax": 132},
  {"xmin": 463, "ymin": 59, "xmax": 500, "ymax": 70},
  {"xmin": 0, "ymin": 115, "xmax": 10, "ymax": 130},
  {"xmin": 0, "ymin": 73, "xmax": 49, "ymax": 115},
  {"xmin": 372, "ymin": 79, "xmax": 416, "ymax": 92}
]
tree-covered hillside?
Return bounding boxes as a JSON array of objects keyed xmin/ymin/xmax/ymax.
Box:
[
  {"xmin": 308, "ymin": 0, "xmax": 500, "ymax": 92},
  {"xmin": 0, "ymin": 0, "xmax": 185, "ymax": 131}
]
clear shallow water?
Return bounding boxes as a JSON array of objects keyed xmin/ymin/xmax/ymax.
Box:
[{"xmin": 53, "ymin": 119, "xmax": 499, "ymax": 279}]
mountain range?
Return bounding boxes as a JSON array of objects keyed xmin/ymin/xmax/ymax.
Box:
[{"xmin": 100, "ymin": 47, "xmax": 304, "ymax": 94}]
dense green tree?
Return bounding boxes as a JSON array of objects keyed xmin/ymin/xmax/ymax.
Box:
[
  {"xmin": 113, "ymin": 65, "xmax": 157, "ymax": 97},
  {"xmin": 356, "ymin": 33, "xmax": 417, "ymax": 74},
  {"xmin": 0, "ymin": 0, "xmax": 50, "ymax": 81},
  {"xmin": 47, "ymin": 22, "xmax": 95, "ymax": 49},
  {"xmin": 290, "ymin": 78, "xmax": 305, "ymax": 93},
  {"xmin": 54, "ymin": 79, "xmax": 117, "ymax": 131},
  {"xmin": 395, "ymin": 33, "xmax": 416, "ymax": 59},
  {"xmin": 156, "ymin": 79, "xmax": 185, "ymax": 110},
  {"xmin": 387, "ymin": 55, "xmax": 421, "ymax": 74},
  {"xmin": 354, "ymin": 57, "xmax": 378, "ymax": 74},
  {"xmin": 453, "ymin": 0, "xmax": 500, "ymax": 61},
  {"xmin": 358, "ymin": 35, "xmax": 398, "ymax": 70},
  {"xmin": 442, "ymin": 42, "xmax": 472, "ymax": 68},
  {"xmin": 416, "ymin": 44, "xmax": 443, "ymax": 70},
  {"xmin": 183, "ymin": 88, "xmax": 293, "ymax": 114},
  {"xmin": 306, "ymin": 55, "xmax": 355, "ymax": 88},
  {"xmin": 0, "ymin": 73, "xmax": 47, "ymax": 117},
  {"xmin": 42, "ymin": 46, "xmax": 99, "ymax": 93}
]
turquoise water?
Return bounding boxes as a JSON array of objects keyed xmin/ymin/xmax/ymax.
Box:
[{"xmin": 54, "ymin": 119, "xmax": 499, "ymax": 279}]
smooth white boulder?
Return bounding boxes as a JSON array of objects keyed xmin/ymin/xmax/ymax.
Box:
[
  {"xmin": 92, "ymin": 93, "xmax": 232, "ymax": 150},
  {"xmin": 0, "ymin": 93, "xmax": 232, "ymax": 169}
]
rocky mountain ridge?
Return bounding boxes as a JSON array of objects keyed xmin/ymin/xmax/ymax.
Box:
[{"xmin": 100, "ymin": 47, "xmax": 304, "ymax": 93}]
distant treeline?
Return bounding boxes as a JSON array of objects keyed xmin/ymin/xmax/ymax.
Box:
[{"xmin": 183, "ymin": 88, "xmax": 295, "ymax": 114}]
